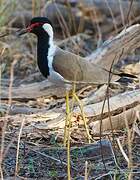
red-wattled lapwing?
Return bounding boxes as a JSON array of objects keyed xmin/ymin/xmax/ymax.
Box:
[
  {"xmin": 18, "ymin": 17, "xmax": 109, "ymax": 143},
  {"xmin": 17, "ymin": 17, "xmax": 122, "ymax": 87},
  {"xmin": 18, "ymin": 17, "xmax": 135, "ymax": 144}
]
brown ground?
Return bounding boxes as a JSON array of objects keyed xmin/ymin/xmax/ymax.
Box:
[{"xmin": 1, "ymin": 1, "xmax": 140, "ymax": 179}]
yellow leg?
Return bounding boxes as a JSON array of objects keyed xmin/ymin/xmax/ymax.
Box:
[
  {"xmin": 73, "ymin": 92, "xmax": 92, "ymax": 143},
  {"xmin": 67, "ymin": 108, "xmax": 71, "ymax": 180},
  {"xmin": 63, "ymin": 90, "xmax": 70, "ymax": 146},
  {"xmin": 63, "ymin": 90, "xmax": 71, "ymax": 179}
]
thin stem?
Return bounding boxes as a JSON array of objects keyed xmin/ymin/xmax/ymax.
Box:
[{"xmin": 15, "ymin": 117, "xmax": 25, "ymax": 178}]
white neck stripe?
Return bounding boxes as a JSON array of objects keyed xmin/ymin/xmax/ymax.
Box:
[{"xmin": 42, "ymin": 23, "xmax": 56, "ymax": 70}]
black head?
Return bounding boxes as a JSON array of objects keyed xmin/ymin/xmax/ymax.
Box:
[
  {"xmin": 30, "ymin": 17, "xmax": 52, "ymax": 25},
  {"xmin": 18, "ymin": 17, "xmax": 53, "ymax": 36}
]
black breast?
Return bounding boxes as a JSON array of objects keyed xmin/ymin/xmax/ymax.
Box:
[{"xmin": 37, "ymin": 33, "xmax": 50, "ymax": 78}]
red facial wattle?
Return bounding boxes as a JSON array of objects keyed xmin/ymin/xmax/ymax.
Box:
[{"xmin": 27, "ymin": 22, "xmax": 44, "ymax": 32}]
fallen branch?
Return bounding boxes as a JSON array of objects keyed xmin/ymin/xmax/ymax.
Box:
[
  {"xmin": 1, "ymin": 80, "xmax": 66, "ymax": 99},
  {"xmin": 1, "ymin": 89, "xmax": 140, "ymax": 134},
  {"xmin": 88, "ymin": 24, "xmax": 140, "ymax": 71},
  {"xmin": 75, "ymin": 89, "xmax": 140, "ymax": 133}
]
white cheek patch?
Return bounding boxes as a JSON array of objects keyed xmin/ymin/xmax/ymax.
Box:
[{"xmin": 43, "ymin": 23, "xmax": 53, "ymax": 38}]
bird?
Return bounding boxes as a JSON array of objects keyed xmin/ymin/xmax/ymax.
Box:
[
  {"xmin": 17, "ymin": 17, "xmax": 137, "ymax": 144},
  {"xmin": 17, "ymin": 16, "xmax": 122, "ymax": 87}
]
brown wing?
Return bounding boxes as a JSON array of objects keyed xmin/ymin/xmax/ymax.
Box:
[{"xmin": 53, "ymin": 47, "xmax": 119, "ymax": 84}]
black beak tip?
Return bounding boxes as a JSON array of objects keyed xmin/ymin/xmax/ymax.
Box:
[{"xmin": 16, "ymin": 29, "xmax": 27, "ymax": 37}]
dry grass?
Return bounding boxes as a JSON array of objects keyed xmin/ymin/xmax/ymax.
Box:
[{"xmin": 0, "ymin": 0, "xmax": 140, "ymax": 179}]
